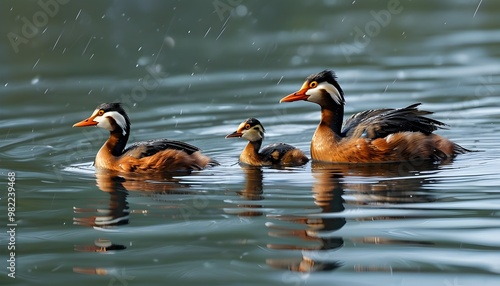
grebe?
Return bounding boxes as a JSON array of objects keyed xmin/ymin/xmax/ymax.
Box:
[
  {"xmin": 226, "ymin": 118, "xmax": 309, "ymax": 166},
  {"xmin": 280, "ymin": 70, "xmax": 469, "ymax": 163},
  {"xmin": 73, "ymin": 103, "xmax": 216, "ymax": 172}
]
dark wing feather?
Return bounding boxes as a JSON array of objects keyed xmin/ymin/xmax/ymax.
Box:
[
  {"xmin": 122, "ymin": 139, "xmax": 200, "ymax": 159},
  {"xmin": 341, "ymin": 103, "xmax": 447, "ymax": 139},
  {"xmin": 260, "ymin": 143, "xmax": 296, "ymax": 164}
]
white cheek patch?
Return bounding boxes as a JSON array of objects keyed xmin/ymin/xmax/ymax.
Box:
[
  {"xmin": 306, "ymin": 82, "xmax": 343, "ymax": 105},
  {"xmin": 95, "ymin": 111, "xmax": 128, "ymax": 136},
  {"xmin": 242, "ymin": 127, "xmax": 263, "ymax": 142},
  {"xmin": 94, "ymin": 116, "xmax": 113, "ymax": 131}
]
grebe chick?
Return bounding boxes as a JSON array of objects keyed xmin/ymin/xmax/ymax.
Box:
[{"xmin": 226, "ymin": 118, "xmax": 309, "ymax": 166}]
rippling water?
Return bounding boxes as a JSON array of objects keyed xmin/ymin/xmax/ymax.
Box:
[{"xmin": 2, "ymin": 1, "xmax": 500, "ymax": 285}]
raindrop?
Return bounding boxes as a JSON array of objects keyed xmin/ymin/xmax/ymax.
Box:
[
  {"xmin": 75, "ymin": 9, "xmax": 81, "ymax": 20},
  {"xmin": 138, "ymin": 46, "xmax": 142, "ymax": 51},
  {"xmin": 4, "ymin": 83, "xmax": 8, "ymax": 87},
  {"xmin": 32, "ymin": 58, "xmax": 40, "ymax": 70},
  {"xmin": 203, "ymin": 27, "xmax": 211, "ymax": 38},
  {"xmin": 235, "ymin": 5, "xmax": 248, "ymax": 17},
  {"xmin": 115, "ymin": 44, "xmax": 119, "ymax": 49},
  {"xmin": 164, "ymin": 36, "xmax": 175, "ymax": 48},
  {"xmin": 31, "ymin": 76, "xmax": 40, "ymax": 85},
  {"xmin": 290, "ymin": 56, "xmax": 303, "ymax": 66},
  {"xmin": 277, "ymin": 76, "xmax": 284, "ymax": 85},
  {"xmin": 137, "ymin": 56, "xmax": 150, "ymax": 66},
  {"xmin": 101, "ymin": 14, "xmax": 106, "ymax": 19}
]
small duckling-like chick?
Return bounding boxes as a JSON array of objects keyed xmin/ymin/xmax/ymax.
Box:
[
  {"xmin": 73, "ymin": 103, "xmax": 217, "ymax": 173},
  {"xmin": 226, "ymin": 118, "xmax": 309, "ymax": 166},
  {"xmin": 280, "ymin": 70, "xmax": 470, "ymax": 163}
]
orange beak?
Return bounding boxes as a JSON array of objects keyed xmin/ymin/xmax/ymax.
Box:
[
  {"xmin": 279, "ymin": 81, "xmax": 309, "ymax": 103},
  {"xmin": 73, "ymin": 116, "xmax": 98, "ymax": 127},
  {"xmin": 225, "ymin": 131, "xmax": 243, "ymax": 138}
]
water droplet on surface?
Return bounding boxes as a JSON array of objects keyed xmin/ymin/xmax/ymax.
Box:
[
  {"xmin": 164, "ymin": 36, "xmax": 175, "ymax": 48},
  {"xmin": 290, "ymin": 56, "xmax": 303, "ymax": 66},
  {"xmin": 397, "ymin": 71, "xmax": 406, "ymax": 80},
  {"xmin": 137, "ymin": 56, "xmax": 151, "ymax": 66},
  {"xmin": 235, "ymin": 5, "xmax": 248, "ymax": 17}
]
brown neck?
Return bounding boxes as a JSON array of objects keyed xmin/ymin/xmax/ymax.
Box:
[
  {"xmin": 103, "ymin": 131, "xmax": 129, "ymax": 157},
  {"xmin": 319, "ymin": 104, "xmax": 344, "ymax": 137},
  {"xmin": 240, "ymin": 140, "xmax": 264, "ymax": 164},
  {"xmin": 311, "ymin": 104, "xmax": 344, "ymax": 161}
]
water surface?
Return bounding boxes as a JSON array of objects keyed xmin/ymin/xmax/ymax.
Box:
[{"xmin": 1, "ymin": 1, "xmax": 500, "ymax": 285}]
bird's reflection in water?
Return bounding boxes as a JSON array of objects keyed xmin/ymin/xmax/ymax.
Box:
[
  {"xmin": 267, "ymin": 159, "xmax": 448, "ymax": 272},
  {"xmin": 73, "ymin": 170, "xmax": 195, "ymax": 277},
  {"xmin": 73, "ymin": 169, "xmax": 191, "ymax": 271},
  {"xmin": 232, "ymin": 166, "xmax": 264, "ymax": 217}
]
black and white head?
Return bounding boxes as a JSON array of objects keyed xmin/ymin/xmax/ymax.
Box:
[
  {"xmin": 280, "ymin": 70, "xmax": 345, "ymax": 106},
  {"xmin": 73, "ymin": 103, "xmax": 131, "ymax": 137},
  {"xmin": 225, "ymin": 118, "xmax": 265, "ymax": 142}
]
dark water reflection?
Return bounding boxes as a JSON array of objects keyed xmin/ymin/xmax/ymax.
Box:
[
  {"xmin": 71, "ymin": 170, "xmax": 202, "ymax": 279},
  {"xmin": 266, "ymin": 161, "xmax": 446, "ymax": 273}
]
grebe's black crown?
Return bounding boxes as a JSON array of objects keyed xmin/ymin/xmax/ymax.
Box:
[
  {"xmin": 307, "ymin": 70, "xmax": 344, "ymax": 96},
  {"xmin": 245, "ymin": 117, "xmax": 265, "ymax": 133}
]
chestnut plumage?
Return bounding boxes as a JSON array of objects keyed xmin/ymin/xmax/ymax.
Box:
[
  {"xmin": 280, "ymin": 70, "xmax": 469, "ymax": 163},
  {"xmin": 73, "ymin": 103, "xmax": 217, "ymax": 172}
]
